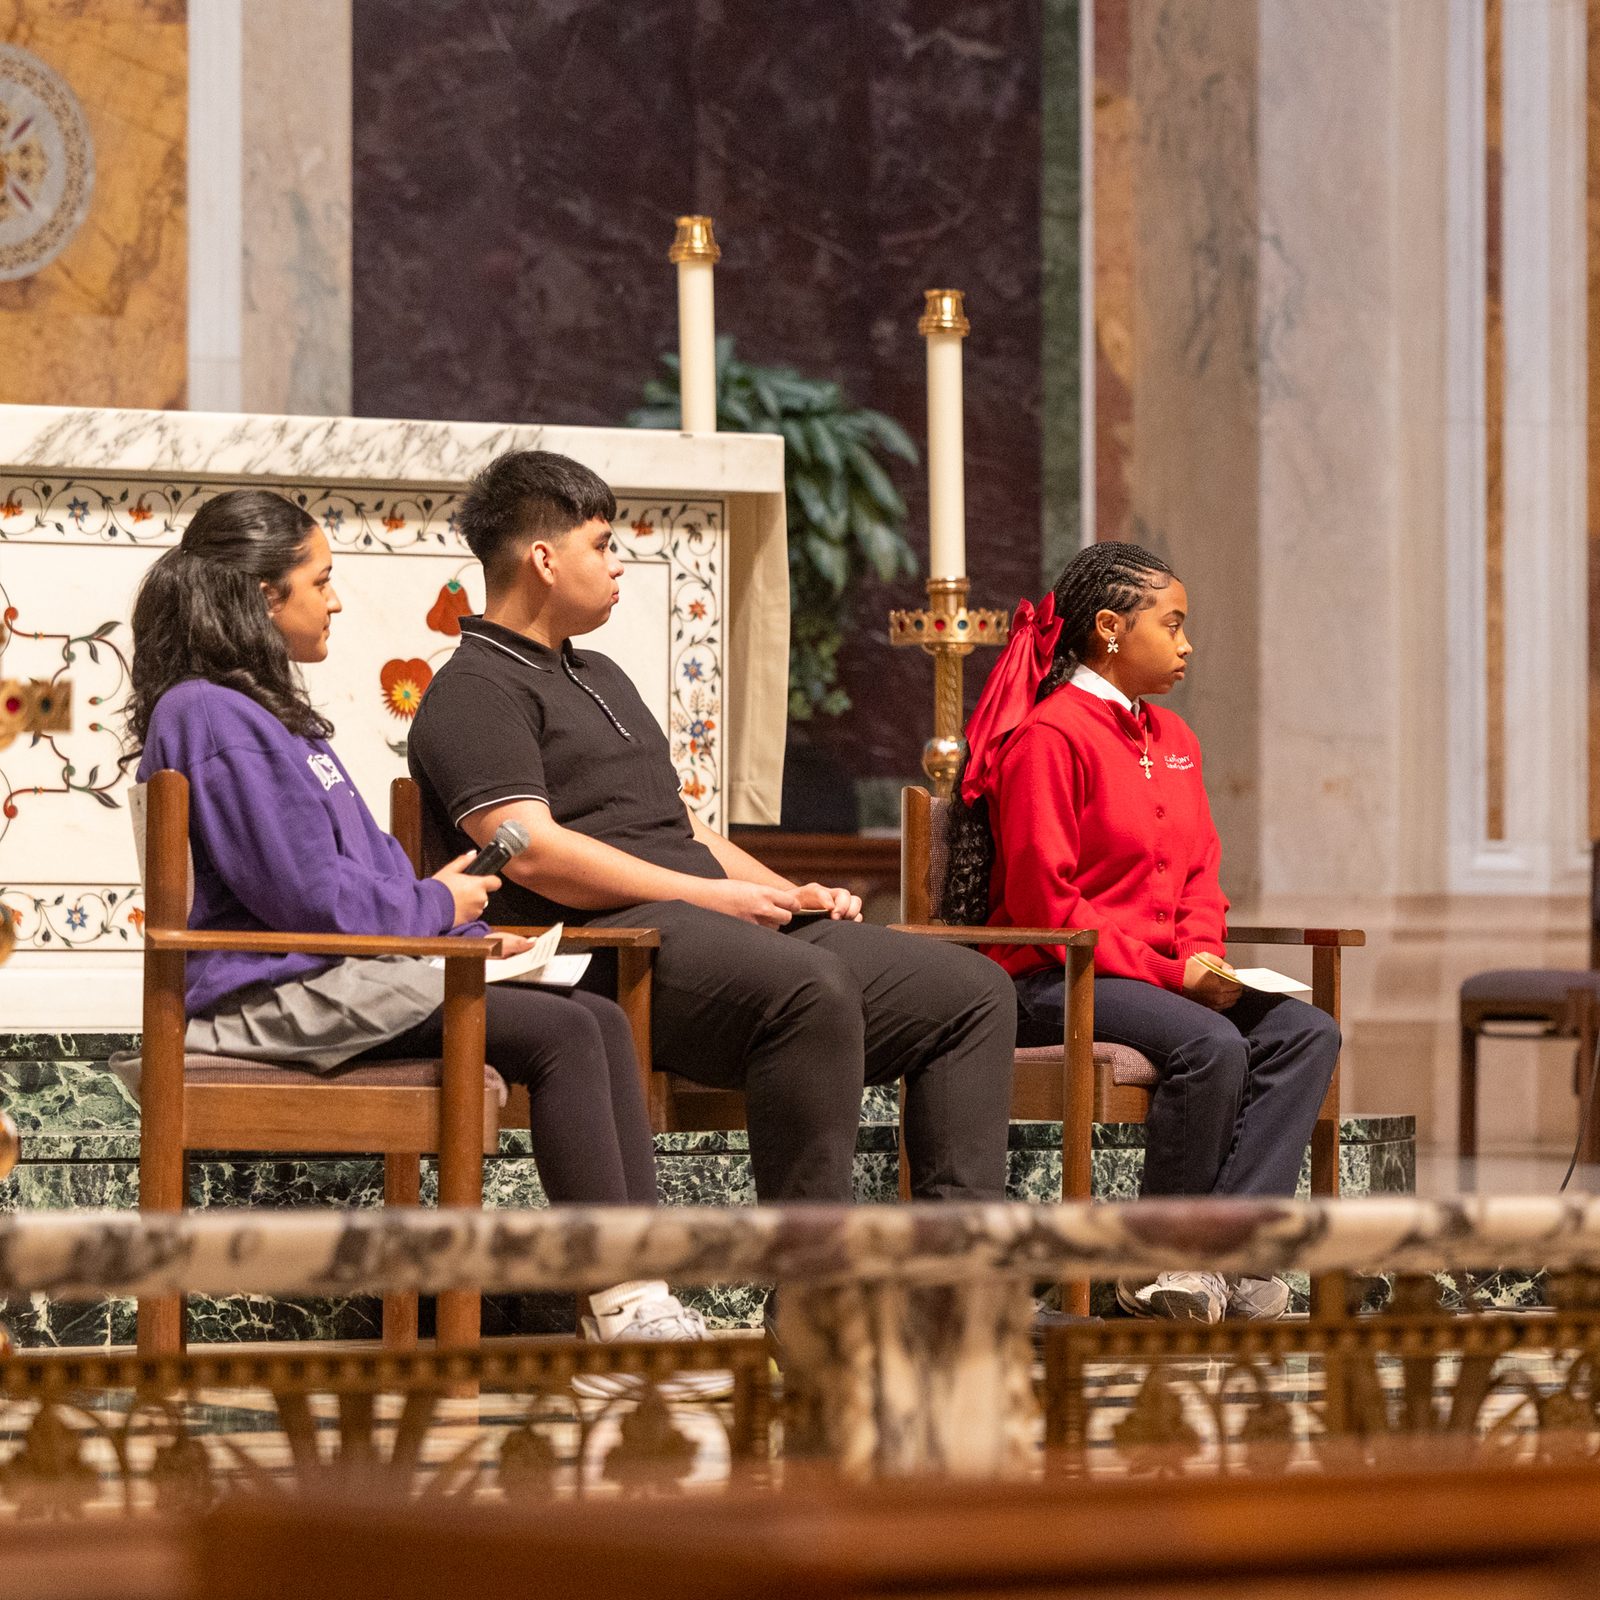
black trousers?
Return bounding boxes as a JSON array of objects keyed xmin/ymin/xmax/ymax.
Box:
[
  {"xmin": 353, "ymin": 985, "xmax": 658, "ymax": 1208},
  {"xmin": 1016, "ymin": 972, "xmax": 1341, "ymax": 1197},
  {"xmin": 586, "ymin": 902, "xmax": 1018, "ymax": 1203}
]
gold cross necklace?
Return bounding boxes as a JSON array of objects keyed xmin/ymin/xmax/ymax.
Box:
[{"xmin": 1120, "ymin": 711, "xmax": 1154, "ymax": 779}]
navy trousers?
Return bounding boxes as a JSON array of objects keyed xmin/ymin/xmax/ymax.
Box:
[{"xmin": 1015, "ymin": 971, "xmax": 1341, "ymax": 1197}]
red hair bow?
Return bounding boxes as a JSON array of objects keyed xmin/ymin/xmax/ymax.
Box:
[{"xmin": 960, "ymin": 593, "xmax": 1062, "ymax": 805}]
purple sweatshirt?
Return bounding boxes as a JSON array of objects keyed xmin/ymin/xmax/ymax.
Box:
[{"xmin": 138, "ymin": 679, "xmax": 483, "ymax": 1017}]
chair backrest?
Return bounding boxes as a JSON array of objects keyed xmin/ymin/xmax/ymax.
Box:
[
  {"xmin": 1591, "ymin": 840, "xmax": 1599, "ymax": 972},
  {"xmin": 900, "ymin": 786, "xmax": 955, "ymax": 924},
  {"xmin": 136, "ymin": 771, "xmax": 196, "ymax": 933},
  {"xmin": 390, "ymin": 777, "xmax": 424, "ymax": 878},
  {"xmin": 133, "ymin": 773, "xmax": 422, "ymax": 919}
]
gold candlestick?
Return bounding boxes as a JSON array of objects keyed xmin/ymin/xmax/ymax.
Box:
[
  {"xmin": 889, "ymin": 288, "xmax": 1007, "ymax": 798},
  {"xmin": 889, "ymin": 577, "xmax": 1010, "ymax": 798}
]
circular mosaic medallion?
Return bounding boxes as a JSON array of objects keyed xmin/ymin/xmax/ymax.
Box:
[{"xmin": 0, "ymin": 45, "xmax": 93, "ymax": 282}]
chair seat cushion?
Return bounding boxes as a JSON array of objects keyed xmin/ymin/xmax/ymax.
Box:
[
  {"xmin": 182, "ymin": 1054, "xmax": 508, "ymax": 1105},
  {"xmin": 1012, "ymin": 1041, "xmax": 1159, "ymax": 1087},
  {"xmin": 1460, "ymin": 970, "xmax": 1600, "ymax": 1007}
]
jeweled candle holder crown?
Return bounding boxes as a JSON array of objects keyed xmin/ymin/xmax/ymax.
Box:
[{"xmin": 889, "ymin": 578, "xmax": 1011, "ymax": 798}]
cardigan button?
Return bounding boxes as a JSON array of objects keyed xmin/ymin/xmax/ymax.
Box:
[
  {"xmin": 1155, "ymin": 911, "xmax": 1167, "ymax": 923},
  {"xmin": 1155, "ymin": 806, "xmax": 1166, "ymax": 820},
  {"xmin": 1155, "ymin": 861, "xmax": 1167, "ymax": 874}
]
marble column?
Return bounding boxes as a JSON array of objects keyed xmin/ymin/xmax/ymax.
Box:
[
  {"xmin": 1118, "ymin": 0, "xmax": 1589, "ymax": 1143},
  {"xmin": 241, "ymin": 1, "xmax": 353, "ymax": 415},
  {"xmin": 1130, "ymin": 0, "xmax": 1262, "ymax": 898},
  {"xmin": 1253, "ymin": 1, "xmax": 1415, "ymax": 902},
  {"xmin": 189, "ymin": 0, "xmax": 352, "ymax": 414},
  {"xmin": 1125, "ymin": 2, "xmax": 1456, "ymax": 903}
]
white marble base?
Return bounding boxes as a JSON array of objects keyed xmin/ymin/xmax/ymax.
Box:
[{"xmin": 780, "ymin": 1278, "xmax": 1038, "ymax": 1478}]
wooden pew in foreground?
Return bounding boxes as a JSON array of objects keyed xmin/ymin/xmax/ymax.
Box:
[{"xmin": 195, "ymin": 1455, "xmax": 1600, "ymax": 1600}]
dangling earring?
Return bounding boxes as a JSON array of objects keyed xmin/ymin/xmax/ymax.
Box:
[{"xmin": 1105, "ymin": 633, "xmax": 1119, "ymax": 655}]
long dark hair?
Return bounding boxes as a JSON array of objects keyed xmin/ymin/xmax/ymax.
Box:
[
  {"xmin": 941, "ymin": 541, "xmax": 1177, "ymax": 925},
  {"xmin": 127, "ymin": 488, "xmax": 333, "ymax": 748}
]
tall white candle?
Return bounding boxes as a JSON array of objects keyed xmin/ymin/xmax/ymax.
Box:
[
  {"xmin": 919, "ymin": 290, "xmax": 970, "ymax": 579},
  {"xmin": 670, "ymin": 215, "xmax": 720, "ymax": 433}
]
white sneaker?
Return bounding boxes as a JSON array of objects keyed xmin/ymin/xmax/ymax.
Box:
[
  {"xmin": 573, "ymin": 1280, "xmax": 733, "ymax": 1402},
  {"xmin": 1115, "ymin": 1271, "xmax": 1227, "ymax": 1324},
  {"xmin": 1226, "ymin": 1275, "xmax": 1291, "ymax": 1320}
]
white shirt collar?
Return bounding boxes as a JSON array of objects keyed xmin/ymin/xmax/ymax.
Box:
[{"xmin": 1069, "ymin": 663, "xmax": 1140, "ymax": 715}]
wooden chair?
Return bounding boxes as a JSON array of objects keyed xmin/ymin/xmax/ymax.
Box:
[
  {"xmin": 1459, "ymin": 843, "xmax": 1600, "ymax": 1162},
  {"xmin": 135, "ymin": 770, "xmax": 502, "ymax": 1358},
  {"xmin": 898, "ymin": 787, "xmax": 1360, "ymax": 1313},
  {"xmin": 388, "ymin": 779, "xmax": 739, "ymax": 1139}
]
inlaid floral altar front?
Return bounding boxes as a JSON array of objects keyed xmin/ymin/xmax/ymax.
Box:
[{"xmin": 0, "ymin": 405, "xmax": 788, "ymax": 1027}]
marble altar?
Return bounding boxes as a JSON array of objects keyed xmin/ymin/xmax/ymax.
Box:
[{"xmin": 0, "ymin": 403, "xmax": 789, "ymax": 1029}]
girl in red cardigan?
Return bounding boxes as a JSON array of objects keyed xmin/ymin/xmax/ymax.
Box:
[{"xmin": 947, "ymin": 542, "xmax": 1340, "ymax": 1324}]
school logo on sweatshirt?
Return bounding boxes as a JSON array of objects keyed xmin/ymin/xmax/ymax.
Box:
[
  {"xmin": 1165, "ymin": 753, "xmax": 1195, "ymax": 771},
  {"xmin": 306, "ymin": 752, "xmax": 345, "ymax": 792}
]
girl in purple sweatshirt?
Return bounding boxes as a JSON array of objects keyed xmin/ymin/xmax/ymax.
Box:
[{"xmin": 128, "ymin": 489, "xmax": 720, "ymax": 1382}]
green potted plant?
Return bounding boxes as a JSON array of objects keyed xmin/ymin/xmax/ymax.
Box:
[{"xmin": 629, "ymin": 339, "xmax": 919, "ymax": 827}]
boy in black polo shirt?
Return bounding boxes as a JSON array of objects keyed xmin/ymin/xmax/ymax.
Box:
[{"xmin": 408, "ymin": 450, "xmax": 1016, "ymax": 1205}]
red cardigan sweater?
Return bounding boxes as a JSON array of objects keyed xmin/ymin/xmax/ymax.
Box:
[{"xmin": 983, "ymin": 684, "xmax": 1229, "ymax": 991}]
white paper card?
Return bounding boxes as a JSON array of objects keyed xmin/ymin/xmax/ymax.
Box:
[
  {"xmin": 484, "ymin": 923, "xmax": 566, "ymax": 984},
  {"xmin": 1227, "ymin": 967, "xmax": 1311, "ymax": 995},
  {"xmin": 432, "ymin": 923, "xmax": 592, "ymax": 987},
  {"xmin": 521, "ymin": 952, "xmax": 593, "ymax": 988},
  {"xmin": 490, "ymin": 924, "xmax": 594, "ymax": 988}
]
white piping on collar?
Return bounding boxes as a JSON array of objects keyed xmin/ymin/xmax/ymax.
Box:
[
  {"xmin": 459, "ymin": 625, "xmax": 555, "ymax": 673},
  {"xmin": 460, "ymin": 622, "xmax": 632, "ymax": 742}
]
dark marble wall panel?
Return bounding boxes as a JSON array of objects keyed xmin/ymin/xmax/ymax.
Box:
[
  {"xmin": 831, "ymin": 1, "xmax": 1046, "ymax": 775},
  {"xmin": 353, "ymin": 0, "xmax": 695, "ymax": 426},
  {"xmin": 352, "ymin": 0, "xmax": 1046, "ymax": 783}
]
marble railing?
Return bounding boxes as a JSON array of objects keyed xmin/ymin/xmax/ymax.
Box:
[
  {"xmin": 0, "ymin": 1196, "xmax": 1588, "ymax": 1478},
  {"xmin": 0, "ymin": 1196, "xmax": 1595, "ymax": 1301}
]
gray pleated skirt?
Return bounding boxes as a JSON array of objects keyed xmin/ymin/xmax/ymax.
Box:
[
  {"xmin": 109, "ymin": 957, "xmax": 448, "ymax": 1098},
  {"xmin": 183, "ymin": 955, "xmax": 446, "ymax": 1070}
]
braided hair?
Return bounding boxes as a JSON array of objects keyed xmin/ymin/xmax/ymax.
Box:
[{"xmin": 941, "ymin": 541, "xmax": 1177, "ymax": 926}]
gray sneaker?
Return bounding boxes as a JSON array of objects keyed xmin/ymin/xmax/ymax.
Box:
[
  {"xmin": 1226, "ymin": 1275, "xmax": 1291, "ymax": 1320},
  {"xmin": 574, "ymin": 1280, "xmax": 733, "ymax": 1402},
  {"xmin": 1115, "ymin": 1272, "xmax": 1227, "ymax": 1324}
]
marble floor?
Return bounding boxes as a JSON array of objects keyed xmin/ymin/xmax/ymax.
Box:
[
  {"xmin": 0, "ymin": 1341, "xmax": 1575, "ymax": 1510},
  {"xmin": 0, "ymin": 1381, "xmax": 747, "ymax": 1513},
  {"xmin": 1415, "ymin": 1147, "xmax": 1600, "ymax": 1196}
]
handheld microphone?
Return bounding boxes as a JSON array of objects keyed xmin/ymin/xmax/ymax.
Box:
[{"xmin": 463, "ymin": 820, "xmax": 530, "ymax": 877}]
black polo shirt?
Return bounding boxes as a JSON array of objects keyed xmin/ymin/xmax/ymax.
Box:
[{"xmin": 407, "ymin": 616, "xmax": 725, "ymax": 925}]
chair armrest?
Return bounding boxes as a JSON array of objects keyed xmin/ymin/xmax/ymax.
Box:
[
  {"xmin": 490, "ymin": 925, "xmax": 661, "ymax": 949},
  {"xmin": 1227, "ymin": 927, "xmax": 1366, "ymax": 948},
  {"xmin": 144, "ymin": 929, "xmax": 498, "ymax": 960},
  {"xmin": 890, "ymin": 923, "xmax": 1098, "ymax": 949}
]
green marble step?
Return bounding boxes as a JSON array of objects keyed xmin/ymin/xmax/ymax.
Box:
[{"xmin": 0, "ymin": 1033, "xmax": 1421, "ymax": 1347}]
